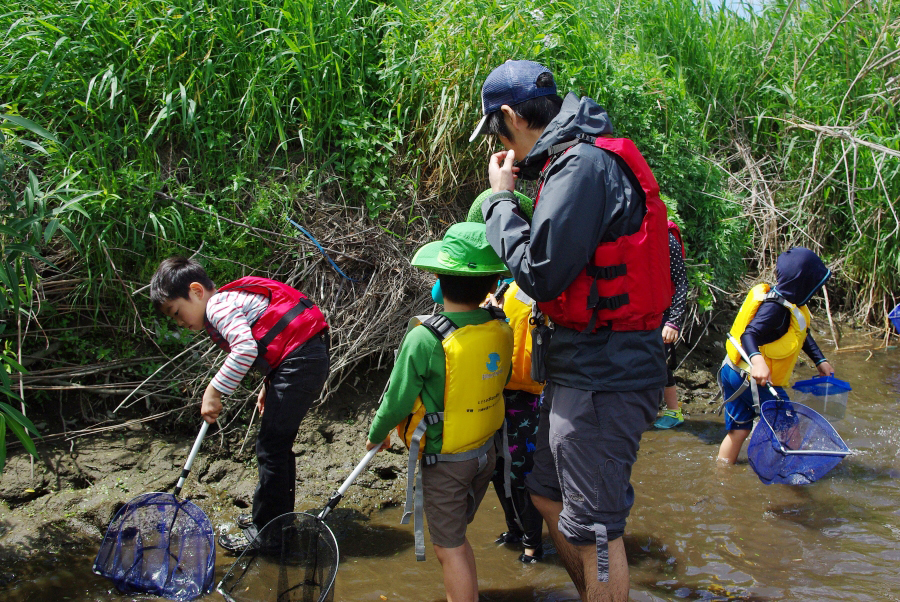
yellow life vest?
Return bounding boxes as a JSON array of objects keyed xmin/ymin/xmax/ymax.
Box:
[
  {"xmin": 395, "ymin": 308, "xmax": 513, "ymax": 455},
  {"xmin": 725, "ymin": 283, "xmax": 811, "ymax": 386},
  {"xmin": 395, "ymin": 308, "xmax": 513, "ymax": 562},
  {"xmin": 503, "ymin": 282, "xmax": 547, "ymax": 394}
]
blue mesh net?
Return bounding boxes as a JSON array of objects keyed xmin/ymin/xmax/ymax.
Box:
[
  {"xmin": 93, "ymin": 492, "xmax": 215, "ymax": 600},
  {"xmin": 747, "ymin": 400, "xmax": 850, "ymax": 485},
  {"xmin": 218, "ymin": 512, "xmax": 338, "ymax": 602}
]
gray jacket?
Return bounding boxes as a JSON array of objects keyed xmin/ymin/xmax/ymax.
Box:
[{"xmin": 482, "ymin": 93, "xmax": 666, "ymax": 391}]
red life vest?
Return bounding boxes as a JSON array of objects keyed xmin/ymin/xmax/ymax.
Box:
[
  {"xmin": 535, "ymin": 136, "xmax": 673, "ymax": 332},
  {"xmin": 668, "ymin": 220, "xmax": 686, "ymax": 258},
  {"xmin": 204, "ymin": 277, "xmax": 328, "ymax": 375}
]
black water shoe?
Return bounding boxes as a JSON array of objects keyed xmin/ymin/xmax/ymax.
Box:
[
  {"xmin": 518, "ymin": 546, "xmax": 544, "ymax": 564},
  {"xmin": 495, "ymin": 531, "xmax": 522, "ymax": 544}
]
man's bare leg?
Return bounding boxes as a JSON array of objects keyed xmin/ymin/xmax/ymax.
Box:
[
  {"xmin": 576, "ymin": 536, "xmax": 629, "ymax": 602},
  {"xmin": 433, "ymin": 539, "xmax": 478, "ymax": 602},
  {"xmin": 532, "ymin": 493, "xmax": 629, "ymax": 602},
  {"xmin": 531, "ymin": 493, "xmax": 586, "ymax": 595}
]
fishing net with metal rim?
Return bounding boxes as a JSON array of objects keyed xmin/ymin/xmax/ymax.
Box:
[
  {"xmin": 93, "ymin": 491, "xmax": 216, "ymax": 601},
  {"xmin": 218, "ymin": 511, "xmax": 338, "ymax": 602},
  {"xmin": 747, "ymin": 399, "xmax": 851, "ymax": 485}
]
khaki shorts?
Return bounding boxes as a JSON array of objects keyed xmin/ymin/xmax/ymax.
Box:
[{"xmin": 422, "ymin": 444, "xmax": 496, "ymax": 549}]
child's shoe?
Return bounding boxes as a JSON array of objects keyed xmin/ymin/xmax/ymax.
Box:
[
  {"xmin": 219, "ymin": 532, "xmax": 252, "ymax": 555},
  {"xmin": 654, "ymin": 408, "xmax": 684, "ymax": 429},
  {"xmin": 518, "ymin": 546, "xmax": 544, "ymax": 564},
  {"xmin": 236, "ymin": 513, "xmax": 254, "ymax": 530},
  {"xmin": 495, "ymin": 531, "xmax": 522, "ymax": 544}
]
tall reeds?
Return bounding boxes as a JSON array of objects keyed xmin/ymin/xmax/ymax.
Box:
[{"xmin": 1, "ymin": 0, "xmax": 897, "ymax": 431}]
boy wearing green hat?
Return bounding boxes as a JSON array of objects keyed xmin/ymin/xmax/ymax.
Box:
[{"xmin": 366, "ymin": 222, "xmax": 514, "ymax": 602}]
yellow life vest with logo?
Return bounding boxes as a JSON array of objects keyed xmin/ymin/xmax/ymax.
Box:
[
  {"xmin": 503, "ymin": 282, "xmax": 547, "ymax": 395},
  {"xmin": 395, "ymin": 308, "xmax": 514, "ymax": 562},
  {"xmin": 395, "ymin": 308, "xmax": 513, "ymax": 455},
  {"xmin": 725, "ymin": 283, "xmax": 811, "ymax": 386}
]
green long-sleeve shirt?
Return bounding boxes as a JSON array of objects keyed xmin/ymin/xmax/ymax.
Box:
[{"xmin": 368, "ymin": 309, "xmax": 511, "ymax": 455}]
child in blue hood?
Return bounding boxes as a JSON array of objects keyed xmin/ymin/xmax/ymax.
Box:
[{"xmin": 718, "ymin": 247, "xmax": 835, "ymax": 464}]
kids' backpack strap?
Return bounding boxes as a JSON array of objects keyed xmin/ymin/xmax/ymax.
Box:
[{"xmin": 257, "ymin": 297, "xmax": 315, "ymax": 355}]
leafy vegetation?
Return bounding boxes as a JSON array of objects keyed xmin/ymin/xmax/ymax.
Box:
[
  {"xmin": 0, "ymin": 0, "xmax": 896, "ymax": 442},
  {"xmin": 0, "ymin": 114, "xmax": 92, "ymax": 469}
]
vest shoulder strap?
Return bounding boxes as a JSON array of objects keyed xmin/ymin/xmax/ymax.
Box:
[
  {"xmin": 762, "ymin": 290, "xmax": 808, "ymax": 332},
  {"xmin": 484, "ymin": 305, "xmax": 507, "ymax": 322},
  {"xmin": 422, "ymin": 314, "xmax": 457, "ymax": 341}
]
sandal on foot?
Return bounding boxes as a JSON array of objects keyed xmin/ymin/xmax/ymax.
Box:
[{"xmin": 518, "ymin": 546, "xmax": 544, "ymax": 564}]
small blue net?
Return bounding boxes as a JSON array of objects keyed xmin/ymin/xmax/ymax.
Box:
[
  {"xmin": 747, "ymin": 400, "xmax": 850, "ymax": 485},
  {"xmin": 93, "ymin": 491, "xmax": 215, "ymax": 600}
]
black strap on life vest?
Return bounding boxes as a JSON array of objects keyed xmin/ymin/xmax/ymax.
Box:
[
  {"xmin": 542, "ymin": 133, "xmax": 647, "ymax": 334},
  {"xmin": 422, "ymin": 306, "xmax": 505, "ymax": 342},
  {"xmin": 422, "ymin": 314, "xmax": 457, "ymax": 341},
  {"xmin": 483, "ymin": 305, "xmax": 507, "ymax": 322},
  {"xmin": 258, "ymin": 297, "xmax": 315, "ymax": 349}
]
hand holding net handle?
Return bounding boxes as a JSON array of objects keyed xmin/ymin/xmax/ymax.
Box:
[
  {"xmin": 174, "ymin": 421, "xmax": 211, "ymax": 497},
  {"xmin": 727, "ymin": 334, "xmax": 783, "ymax": 400},
  {"xmin": 318, "ymin": 446, "xmax": 380, "ymax": 520}
]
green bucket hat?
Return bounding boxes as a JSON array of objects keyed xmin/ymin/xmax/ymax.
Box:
[
  {"xmin": 466, "ymin": 188, "xmax": 535, "ymax": 223},
  {"xmin": 411, "ymin": 222, "xmax": 510, "ymax": 276}
]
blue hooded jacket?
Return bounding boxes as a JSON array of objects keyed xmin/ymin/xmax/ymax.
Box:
[{"xmin": 742, "ymin": 247, "xmax": 831, "ymax": 364}]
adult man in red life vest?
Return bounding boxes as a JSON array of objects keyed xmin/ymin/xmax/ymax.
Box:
[{"xmin": 471, "ymin": 60, "xmax": 672, "ymax": 601}]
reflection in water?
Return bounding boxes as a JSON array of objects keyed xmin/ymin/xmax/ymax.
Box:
[{"xmin": 2, "ymin": 339, "xmax": 900, "ymax": 601}]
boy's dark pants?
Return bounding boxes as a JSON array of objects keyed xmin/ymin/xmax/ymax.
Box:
[{"xmin": 252, "ymin": 331, "xmax": 330, "ymax": 530}]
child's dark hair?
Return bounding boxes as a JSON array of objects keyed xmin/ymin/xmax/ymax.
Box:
[
  {"xmin": 150, "ymin": 257, "xmax": 215, "ymax": 310},
  {"xmin": 486, "ymin": 72, "xmax": 563, "ymax": 141},
  {"xmin": 438, "ymin": 274, "xmax": 498, "ymax": 305}
]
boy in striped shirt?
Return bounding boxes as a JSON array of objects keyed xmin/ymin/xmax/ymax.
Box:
[{"xmin": 150, "ymin": 257, "xmax": 330, "ymax": 553}]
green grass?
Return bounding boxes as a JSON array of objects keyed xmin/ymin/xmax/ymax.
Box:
[{"xmin": 0, "ymin": 0, "xmax": 897, "ymax": 429}]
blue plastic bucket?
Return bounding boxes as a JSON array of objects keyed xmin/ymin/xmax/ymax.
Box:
[
  {"xmin": 792, "ymin": 375, "xmax": 852, "ymax": 420},
  {"xmin": 890, "ymin": 303, "xmax": 900, "ymax": 333}
]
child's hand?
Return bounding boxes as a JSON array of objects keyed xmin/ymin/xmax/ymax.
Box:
[
  {"xmin": 816, "ymin": 361, "xmax": 835, "ymax": 377},
  {"xmin": 201, "ymin": 384, "xmax": 223, "ymax": 423},
  {"xmin": 366, "ymin": 436, "xmax": 391, "ymax": 452},
  {"xmin": 661, "ymin": 325, "xmax": 679, "ymax": 344},
  {"xmin": 749, "ymin": 355, "xmax": 771, "ymax": 386},
  {"xmin": 256, "ymin": 385, "xmax": 266, "ymax": 415},
  {"xmin": 489, "ymin": 149, "xmax": 518, "ymax": 193},
  {"xmin": 482, "ymin": 293, "xmax": 502, "ymax": 309}
]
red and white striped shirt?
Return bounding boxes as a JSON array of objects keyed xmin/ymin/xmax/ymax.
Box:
[{"xmin": 206, "ymin": 290, "xmax": 269, "ymax": 395}]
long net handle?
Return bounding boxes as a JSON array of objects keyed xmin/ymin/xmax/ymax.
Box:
[
  {"xmin": 318, "ymin": 447, "xmax": 379, "ymax": 520},
  {"xmin": 174, "ymin": 421, "xmax": 210, "ymax": 497},
  {"xmin": 727, "ymin": 334, "xmax": 783, "ymax": 400}
]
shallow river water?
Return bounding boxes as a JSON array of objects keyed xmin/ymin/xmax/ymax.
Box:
[{"xmin": 5, "ymin": 336, "xmax": 900, "ymax": 601}]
